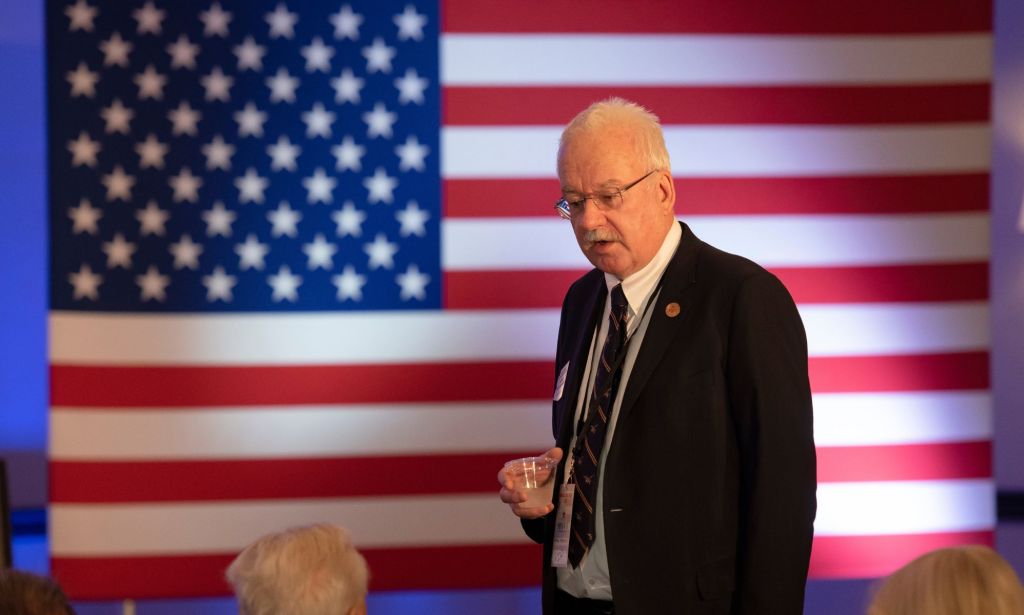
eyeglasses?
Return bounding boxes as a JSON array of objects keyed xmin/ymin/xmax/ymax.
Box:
[{"xmin": 554, "ymin": 170, "xmax": 657, "ymax": 221}]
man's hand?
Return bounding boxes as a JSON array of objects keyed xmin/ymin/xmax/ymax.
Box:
[{"xmin": 498, "ymin": 447, "xmax": 563, "ymax": 519}]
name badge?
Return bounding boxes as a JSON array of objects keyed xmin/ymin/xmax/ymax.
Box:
[
  {"xmin": 551, "ymin": 483, "xmax": 574, "ymax": 568},
  {"xmin": 553, "ymin": 361, "xmax": 570, "ymax": 401}
]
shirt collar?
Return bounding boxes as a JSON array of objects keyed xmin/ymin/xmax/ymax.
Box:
[{"xmin": 604, "ymin": 221, "xmax": 682, "ymax": 315}]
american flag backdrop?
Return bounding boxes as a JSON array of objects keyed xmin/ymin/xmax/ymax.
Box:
[{"xmin": 47, "ymin": 0, "xmax": 993, "ymax": 600}]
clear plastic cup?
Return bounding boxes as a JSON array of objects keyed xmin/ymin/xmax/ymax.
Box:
[{"xmin": 503, "ymin": 456, "xmax": 559, "ymax": 507}]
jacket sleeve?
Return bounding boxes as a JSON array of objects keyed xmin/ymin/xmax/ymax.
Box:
[{"xmin": 726, "ymin": 271, "xmax": 817, "ymax": 615}]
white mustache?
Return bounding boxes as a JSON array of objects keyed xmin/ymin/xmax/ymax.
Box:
[{"xmin": 582, "ymin": 229, "xmax": 622, "ymax": 246}]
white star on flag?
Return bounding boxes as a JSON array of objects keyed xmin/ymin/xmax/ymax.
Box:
[
  {"xmin": 169, "ymin": 234, "xmax": 204, "ymax": 270},
  {"xmin": 136, "ymin": 134, "xmax": 168, "ymax": 169},
  {"xmin": 236, "ymin": 168, "xmax": 269, "ymax": 203},
  {"xmin": 202, "ymin": 266, "xmax": 237, "ymax": 302},
  {"xmin": 168, "ymin": 101, "xmax": 201, "ymax": 136},
  {"xmin": 65, "ymin": 0, "xmax": 97, "ymax": 32},
  {"xmin": 301, "ymin": 37, "xmax": 334, "ymax": 72},
  {"xmin": 394, "ymin": 68, "xmax": 428, "ymax": 105},
  {"xmin": 136, "ymin": 201, "xmax": 169, "ymax": 236},
  {"xmin": 330, "ymin": 5, "xmax": 362, "ymax": 40},
  {"xmin": 101, "ymin": 99, "xmax": 133, "ymax": 134},
  {"xmin": 202, "ymin": 135, "xmax": 235, "ymax": 170},
  {"xmin": 364, "ymin": 167, "xmax": 397, "ymax": 204},
  {"xmin": 332, "ymin": 264, "xmax": 366, "ymax": 301},
  {"xmin": 268, "ymin": 202, "xmax": 302, "ymax": 237},
  {"xmin": 102, "ymin": 233, "xmax": 136, "ymax": 269},
  {"xmin": 396, "ymin": 200, "xmax": 429, "ymax": 237},
  {"xmin": 332, "ymin": 136, "xmax": 365, "ymax": 171},
  {"xmin": 67, "ymin": 62, "xmax": 99, "ymax": 98},
  {"xmin": 134, "ymin": 65, "xmax": 167, "ymax": 100},
  {"xmin": 331, "ymin": 68, "xmax": 364, "ymax": 104},
  {"xmin": 100, "ymin": 32, "xmax": 132, "ymax": 67},
  {"xmin": 202, "ymin": 202, "xmax": 236, "ymax": 237},
  {"xmin": 266, "ymin": 4, "xmax": 298, "ymax": 39},
  {"xmin": 235, "ymin": 102, "xmax": 267, "ymax": 137},
  {"xmin": 302, "ymin": 103, "xmax": 335, "ymax": 138},
  {"xmin": 133, "ymin": 2, "xmax": 165, "ymax": 35},
  {"xmin": 68, "ymin": 132, "xmax": 101, "ymax": 167},
  {"xmin": 362, "ymin": 37, "xmax": 396, "ymax": 74},
  {"xmin": 396, "ymin": 263, "xmax": 430, "ymax": 300},
  {"xmin": 364, "ymin": 233, "xmax": 398, "ymax": 269},
  {"xmin": 363, "ymin": 102, "xmax": 397, "ymax": 139},
  {"xmin": 201, "ymin": 67, "xmax": 233, "ymax": 101},
  {"xmin": 136, "ymin": 265, "xmax": 171, "ymax": 302},
  {"xmin": 395, "ymin": 135, "xmax": 429, "ymax": 171},
  {"xmin": 166, "ymin": 35, "xmax": 200, "ymax": 69},
  {"xmin": 267, "ymin": 68, "xmax": 300, "ymax": 103},
  {"xmin": 199, "ymin": 3, "xmax": 232, "ymax": 37},
  {"xmin": 394, "ymin": 5, "xmax": 427, "ymax": 41},
  {"xmin": 101, "ymin": 165, "xmax": 135, "ymax": 201},
  {"xmin": 234, "ymin": 37, "xmax": 265, "ymax": 71},
  {"xmin": 331, "ymin": 201, "xmax": 366, "ymax": 237},
  {"xmin": 68, "ymin": 264, "xmax": 102, "ymax": 300},
  {"xmin": 268, "ymin": 265, "xmax": 302, "ymax": 302},
  {"xmin": 169, "ymin": 167, "xmax": 203, "ymax": 203},
  {"xmin": 268, "ymin": 136, "xmax": 301, "ymax": 171},
  {"xmin": 235, "ymin": 234, "xmax": 269, "ymax": 270},
  {"xmin": 303, "ymin": 234, "xmax": 337, "ymax": 269},
  {"xmin": 303, "ymin": 168, "xmax": 337, "ymax": 204},
  {"xmin": 68, "ymin": 199, "xmax": 102, "ymax": 235}
]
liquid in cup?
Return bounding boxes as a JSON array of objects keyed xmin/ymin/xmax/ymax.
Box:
[{"xmin": 504, "ymin": 456, "xmax": 559, "ymax": 508}]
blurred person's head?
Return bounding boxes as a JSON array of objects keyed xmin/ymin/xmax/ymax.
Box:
[
  {"xmin": 227, "ymin": 524, "xmax": 369, "ymax": 615},
  {"xmin": 0, "ymin": 569, "xmax": 76, "ymax": 615},
  {"xmin": 867, "ymin": 545, "xmax": 1024, "ymax": 615}
]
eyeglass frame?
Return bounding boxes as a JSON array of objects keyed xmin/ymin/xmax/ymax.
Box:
[{"xmin": 553, "ymin": 169, "xmax": 659, "ymax": 221}]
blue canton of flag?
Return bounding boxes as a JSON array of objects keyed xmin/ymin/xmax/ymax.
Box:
[{"xmin": 50, "ymin": 0, "xmax": 440, "ymax": 311}]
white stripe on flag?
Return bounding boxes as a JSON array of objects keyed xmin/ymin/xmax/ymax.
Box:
[
  {"xmin": 441, "ymin": 125, "xmax": 990, "ymax": 178},
  {"xmin": 50, "ymin": 302, "xmax": 986, "ymax": 364},
  {"xmin": 50, "ymin": 402, "xmax": 554, "ymax": 460},
  {"xmin": 814, "ymin": 479, "xmax": 995, "ymax": 536},
  {"xmin": 442, "ymin": 213, "xmax": 990, "ymax": 269},
  {"xmin": 812, "ymin": 391, "xmax": 991, "ymax": 446},
  {"xmin": 50, "ymin": 495, "xmax": 533, "ymax": 555},
  {"xmin": 440, "ymin": 34, "xmax": 992, "ymax": 85},
  {"xmin": 50, "ymin": 391, "xmax": 990, "ymax": 459}
]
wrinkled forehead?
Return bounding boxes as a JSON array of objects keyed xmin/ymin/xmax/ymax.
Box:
[{"xmin": 557, "ymin": 126, "xmax": 641, "ymax": 181}]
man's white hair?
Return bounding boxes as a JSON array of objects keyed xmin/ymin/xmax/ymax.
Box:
[
  {"xmin": 557, "ymin": 97, "xmax": 671, "ymax": 175},
  {"xmin": 227, "ymin": 524, "xmax": 370, "ymax": 615}
]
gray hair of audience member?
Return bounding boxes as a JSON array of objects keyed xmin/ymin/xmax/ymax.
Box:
[
  {"xmin": 0, "ymin": 569, "xmax": 76, "ymax": 615},
  {"xmin": 867, "ymin": 545, "xmax": 1024, "ymax": 615},
  {"xmin": 557, "ymin": 97, "xmax": 671, "ymax": 177},
  {"xmin": 226, "ymin": 524, "xmax": 370, "ymax": 615}
]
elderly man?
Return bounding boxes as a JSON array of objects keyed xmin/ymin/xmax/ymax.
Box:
[
  {"xmin": 499, "ymin": 98, "xmax": 816, "ymax": 614},
  {"xmin": 226, "ymin": 524, "xmax": 369, "ymax": 615}
]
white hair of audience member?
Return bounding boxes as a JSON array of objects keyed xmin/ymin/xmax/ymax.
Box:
[{"xmin": 226, "ymin": 523, "xmax": 369, "ymax": 615}]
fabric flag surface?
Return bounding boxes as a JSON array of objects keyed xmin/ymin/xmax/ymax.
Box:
[{"xmin": 47, "ymin": 0, "xmax": 993, "ymax": 599}]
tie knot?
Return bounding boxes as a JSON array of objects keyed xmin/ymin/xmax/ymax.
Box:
[{"xmin": 610, "ymin": 284, "xmax": 628, "ymax": 320}]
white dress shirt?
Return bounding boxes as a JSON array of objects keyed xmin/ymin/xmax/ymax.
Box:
[{"xmin": 557, "ymin": 221, "xmax": 682, "ymax": 599}]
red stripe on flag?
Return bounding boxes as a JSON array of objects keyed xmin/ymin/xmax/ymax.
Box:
[
  {"xmin": 50, "ymin": 452, "xmax": 540, "ymax": 503},
  {"xmin": 444, "ymin": 86, "xmax": 990, "ymax": 126},
  {"xmin": 50, "ymin": 351, "xmax": 989, "ymax": 407},
  {"xmin": 51, "ymin": 442, "xmax": 991, "ymax": 504},
  {"xmin": 443, "ymin": 175, "xmax": 989, "ymax": 218},
  {"xmin": 441, "ymin": 0, "xmax": 991, "ymax": 34},
  {"xmin": 817, "ymin": 441, "xmax": 992, "ymax": 483},
  {"xmin": 444, "ymin": 263, "xmax": 989, "ymax": 309},
  {"xmin": 809, "ymin": 531, "xmax": 995, "ymax": 578},
  {"xmin": 52, "ymin": 543, "xmax": 543, "ymax": 600},
  {"xmin": 809, "ymin": 352, "xmax": 989, "ymax": 393},
  {"xmin": 50, "ymin": 362, "xmax": 554, "ymax": 407}
]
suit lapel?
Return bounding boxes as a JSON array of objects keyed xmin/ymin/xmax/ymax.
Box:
[
  {"xmin": 617, "ymin": 222, "xmax": 702, "ymax": 423},
  {"xmin": 555, "ymin": 275, "xmax": 607, "ymax": 446}
]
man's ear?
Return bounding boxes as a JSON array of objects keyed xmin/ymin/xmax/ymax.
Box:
[{"xmin": 657, "ymin": 170, "xmax": 676, "ymax": 214}]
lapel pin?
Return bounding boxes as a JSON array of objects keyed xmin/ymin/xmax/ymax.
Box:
[{"xmin": 665, "ymin": 302, "xmax": 680, "ymax": 318}]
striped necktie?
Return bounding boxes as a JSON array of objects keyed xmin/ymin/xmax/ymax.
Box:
[{"xmin": 568, "ymin": 283, "xmax": 629, "ymax": 568}]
